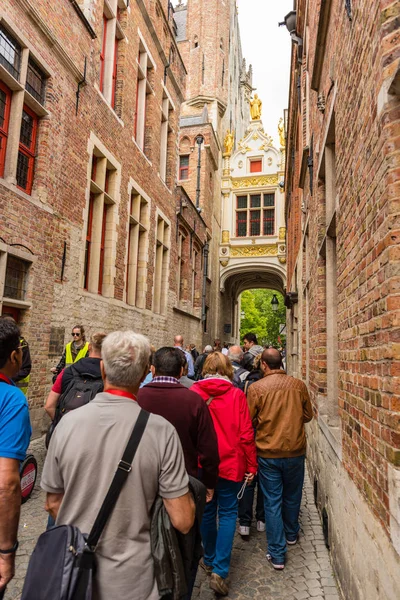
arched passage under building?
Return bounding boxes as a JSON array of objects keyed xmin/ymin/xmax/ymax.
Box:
[{"xmin": 218, "ymin": 262, "xmax": 286, "ymax": 342}]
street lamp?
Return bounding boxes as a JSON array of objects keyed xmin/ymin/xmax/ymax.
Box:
[{"xmin": 271, "ymin": 294, "xmax": 279, "ymax": 312}]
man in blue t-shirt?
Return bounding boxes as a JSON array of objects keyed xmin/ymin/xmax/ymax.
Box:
[{"xmin": 0, "ymin": 318, "xmax": 31, "ymax": 596}]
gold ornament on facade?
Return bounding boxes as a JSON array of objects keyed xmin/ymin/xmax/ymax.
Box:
[
  {"xmin": 279, "ymin": 227, "xmax": 286, "ymax": 241},
  {"xmin": 232, "ymin": 174, "xmax": 279, "ymax": 189},
  {"xmin": 278, "ymin": 256, "xmax": 287, "ymax": 264},
  {"xmin": 278, "ymin": 117, "xmax": 285, "ymax": 148},
  {"xmin": 230, "ymin": 244, "xmax": 278, "ymax": 257},
  {"xmin": 223, "ymin": 130, "xmax": 234, "ymax": 156},
  {"xmin": 220, "ymin": 260, "xmax": 229, "ymax": 267},
  {"xmin": 250, "ymin": 94, "xmax": 262, "ymax": 120},
  {"xmin": 221, "ymin": 230, "xmax": 230, "ymax": 244}
]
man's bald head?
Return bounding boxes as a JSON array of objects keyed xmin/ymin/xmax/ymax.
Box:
[
  {"xmin": 174, "ymin": 335, "xmax": 184, "ymax": 346},
  {"xmin": 261, "ymin": 348, "xmax": 282, "ymax": 371}
]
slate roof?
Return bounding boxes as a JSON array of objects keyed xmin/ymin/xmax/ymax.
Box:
[{"xmin": 174, "ymin": 7, "xmax": 187, "ymax": 42}]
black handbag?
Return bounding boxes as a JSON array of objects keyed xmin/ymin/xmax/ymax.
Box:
[{"xmin": 21, "ymin": 409, "xmax": 150, "ymax": 600}]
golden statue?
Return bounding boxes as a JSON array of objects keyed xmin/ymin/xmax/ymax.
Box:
[
  {"xmin": 224, "ymin": 129, "xmax": 234, "ymax": 156},
  {"xmin": 278, "ymin": 117, "xmax": 285, "ymax": 147},
  {"xmin": 250, "ymin": 94, "xmax": 262, "ymax": 120}
]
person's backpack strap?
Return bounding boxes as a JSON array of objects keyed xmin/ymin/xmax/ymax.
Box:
[
  {"xmin": 206, "ymin": 396, "xmax": 214, "ymax": 406},
  {"xmin": 86, "ymin": 409, "xmax": 150, "ymax": 551}
]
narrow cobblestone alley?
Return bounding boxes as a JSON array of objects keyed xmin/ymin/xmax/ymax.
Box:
[{"xmin": 7, "ymin": 437, "xmax": 342, "ymax": 600}]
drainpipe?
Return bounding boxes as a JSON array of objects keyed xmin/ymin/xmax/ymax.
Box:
[
  {"xmin": 195, "ymin": 135, "xmax": 204, "ymax": 211},
  {"xmin": 202, "ymin": 242, "xmax": 209, "ymax": 324}
]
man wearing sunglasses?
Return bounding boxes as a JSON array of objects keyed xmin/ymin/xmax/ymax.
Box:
[
  {"xmin": 0, "ymin": 319, "xmax": 32, "ymax": 597},
  {"xmin": 50, "ymin": 325, "xmax": 89, "ymax": 381}
]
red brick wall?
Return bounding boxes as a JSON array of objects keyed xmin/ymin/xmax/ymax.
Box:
[{"xmin": 286, "ymin": 0, "xmax": 400, "ymax": 532}]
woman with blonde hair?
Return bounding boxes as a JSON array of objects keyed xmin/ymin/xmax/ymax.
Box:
[{"xmin": 191, "ymin": 352, "xmax": 257, "ymax": 596}]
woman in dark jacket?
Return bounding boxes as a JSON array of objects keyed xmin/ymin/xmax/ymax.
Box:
[{"xmin": 191, "ymin": 352, "xmax": 257, "ymax": 596}]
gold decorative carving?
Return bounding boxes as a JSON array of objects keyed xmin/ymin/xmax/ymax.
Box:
[
  {"xmin": 232, "ymin": 175, "xmax": 279, "ymax": 189},
  {"xmin": 250, "ymin": 94, "xmax": 262, "ymax": 120},
  {"xmin": 252, "ymin": 133, "xmax": 259, "ymax": 140},
  {"xmin": 279, "ymin": 227, "xmax": 286, "ymax": 241},
  {"xmin": 223, "ymin": 130, "xmax": 234, "ymax": 156},
  {"xmin": 231, "ymin": 244, "xmax": 278, "ymax": 257},
  {"xmin": 220, "ymin": 260, "xmax": 229, "ymax": 267},
  {"xmin": 221, "ymin": 230, "xmax": 230, "ymax": 244},
  {"xmin": 278, "ymin": 117, "xmax": 285, "ymax": 148},
  {"xmin": 278, "ymin": 256, "xmax": 287, "ymax": 264}
]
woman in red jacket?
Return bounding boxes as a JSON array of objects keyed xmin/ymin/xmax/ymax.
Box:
[{"xmin": 191, "ymin": 352, "xmax": 257, "ymax": 596}]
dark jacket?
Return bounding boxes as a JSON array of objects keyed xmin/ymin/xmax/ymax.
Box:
[
  {"xmin": 231, "ymin": 362, "xmax": 249, "ymax": 391},
  {"xmin": 138, "ymin": 382, "xmax": 219, "ymax": 488},
  {"xmin": 14, "ymin": 337, "xmax": 32, "ymax": 382},
  {"xmin": 151, "ymin": 477, "xmax": 206, "ymax": 599},
  {"xmin": 61, "ymin": 357, "xmax": 102, "ymax": 393}
]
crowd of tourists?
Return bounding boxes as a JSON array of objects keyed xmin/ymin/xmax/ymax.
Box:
[{"xmin": 0, "ymin": 317, "xmax": 312, "ymax": 599}]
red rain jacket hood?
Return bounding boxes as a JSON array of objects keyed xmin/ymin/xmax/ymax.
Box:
[{"xmin": 191, "ymin": 377, "xmax": 257, "ymax": 482}]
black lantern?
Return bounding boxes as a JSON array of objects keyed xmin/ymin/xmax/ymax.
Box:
[{"xmin": 271, "ymin": 294, "xmax": 279, "ymax": 312}]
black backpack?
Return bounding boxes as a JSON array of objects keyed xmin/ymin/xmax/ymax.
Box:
[{"xmin": 46, "ymin": 366, "xmax": 103, "ymax": 448}]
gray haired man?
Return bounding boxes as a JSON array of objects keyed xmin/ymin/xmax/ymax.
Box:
[
  {"xmin": 42, "ymin": 331, "xmax": 195, "ymax": 600},
  {"xmin": 228, "ymin": 345, "xmax": 249, "ymax": 391}
]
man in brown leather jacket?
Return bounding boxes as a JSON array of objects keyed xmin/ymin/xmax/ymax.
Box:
[{"xmin": 247, "ymin": 348, "xmax": 313, "ymax": 571}]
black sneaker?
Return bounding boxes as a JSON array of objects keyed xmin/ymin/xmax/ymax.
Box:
[
  {"xmin": 266, "ymin": 553, "xmax": 285, "ymax": 570},
  {"xmin": 286, "ymin": 536, "xmax": 299, "ymax": 546}
]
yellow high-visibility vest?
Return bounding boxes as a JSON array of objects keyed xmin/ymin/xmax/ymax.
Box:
[
  {"xmin": 15, "ymin": 337, "xmax": 30, "ymax": 396},
  {"xmin": 65, "ymin": 342, "xmax": 89, "ymax": 367}
]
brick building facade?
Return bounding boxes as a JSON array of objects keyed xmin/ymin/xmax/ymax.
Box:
[
  {"xmin": 285, "ymin": 1, "xmax": 400, "ymax": 597},
  {"xmin": 0, "ymin": 0, "xmax": 248, "ymax": 435}
]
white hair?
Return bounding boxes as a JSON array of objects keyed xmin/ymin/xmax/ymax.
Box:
[
  {"xmin": 228, "ymin": 348, "xmax": 243, "ymax": 362},
  {"xmin": 102, "ymin": 331, "xmax": 150, "ymax": 388}
]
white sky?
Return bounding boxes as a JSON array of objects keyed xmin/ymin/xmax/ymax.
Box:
[
  {"xmin": 237, "ymin": 0, "xmax": 294, "ymax": 147},
  {"xmin": 172, "ymin": 1, "xmax": 294, "ymax": 147}
]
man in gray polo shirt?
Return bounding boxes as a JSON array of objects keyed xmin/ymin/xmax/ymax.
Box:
[{"xmin": 41, "ymin": 331, "xmax": 195, "ymax": 600}]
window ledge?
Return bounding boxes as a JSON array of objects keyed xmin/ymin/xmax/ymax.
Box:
[
  {"xmin": 318, "ymin": 413, "xmax": 342, "ymax": 461},
  {"xmin": 24, "ymin": 90, "xmax": 49, "ymax": 118},
  {"xmin": 173, "ymin": 306, "xmax": 201, "ymax": 321},
  {"xmin": 158, "ymin": 174, "xmax": 172, "ymax": 194},
  {"xmin": 0, "ymin": 179, "xmax": 53, "ymax": 214},
  {"xmin": 2, "ymin": 297, "xmax": 32, "ymax": 310},
  {"xmin": 94, "ymin": 85, "xmax": 125, "ymax": 126},
  {"xmin": 132, "ymin": 137, "xmax": 152, "ymax": 166},
  {"xmin": 0, "ymin": 64, "xmax": 23, "ymax": 92}
]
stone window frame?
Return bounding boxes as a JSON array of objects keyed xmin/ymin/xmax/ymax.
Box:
[
  {"xmin": 176, "ymin": 228, "xmax": 186, "ymax": 306},
  {"xmin": 125, "ymin": 179, "xmax": 150, "ymax": 309},
  {"xmin": 134, "ymin": 32, "xmax": 156, "ymax": 152},
  {"xmin": 234, "ymin": 191, "xmax": 276, "ymax": 238},
  {"xmin": 82, "ymin": 134, "xmax": 121, "ymax": 298},
  {"xmin": 0, "ymin": 17, "xmax": 50, "ymax": 197},
  {"xmin": 0, "ymin": 241, "xmax": 35, "ymax": 314},
  {"xmin": 317, "ymin": 103, "xmax": 341, "ymax": 455},
  {"xmin": 159, "ymin": 84, "xmax": 175, "ymax": 183},
  {"xmin": 98, "ymin": 0, "xmax": 126, "ymax": 112},
  {"xmin": 153, "ymin": 210, "xmax": 170, "ymax": 315}
]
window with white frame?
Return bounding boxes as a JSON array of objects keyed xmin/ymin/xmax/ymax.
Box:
[
  {"xmin": 84, "ymin": 148, "xmax": 118, "ymax": 296},
  {"xmin": 153, "ymin": 216, "xmax": 170, "ymax": 314},
  {"xmin": 160, "ymin": 91, "xmax": 173, "ymax": 182},
  {"xmin": 99, "ymin": 0, "xmax": 125, "ymax": 111},
  {"xmin": 134, "ymin": 42, "xmax": 154, "ymax": 151},
  {"xmin": 235, "ymin": 192, "xmax": 275, "ymax": 237},
  {"xmin": 126, "ymin": 189, "xmax": 149, "ymax": 308},
  {"xmin": 0, "ymin": 22, "xmax": 48, "ymax": 195}
]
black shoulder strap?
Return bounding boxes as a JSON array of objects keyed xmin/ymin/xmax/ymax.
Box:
[{"xmin": 86, "ymin": 409, "xmax": 150, "ymax": 550}]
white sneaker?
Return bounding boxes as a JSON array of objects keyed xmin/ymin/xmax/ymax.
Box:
[
  {"xmin": 239, "ymin": 525, "xmax": 250, "ymax": 536},
  {"xmin": 257, "ymin": 521, "xmax": 266, "ymax": 532}
]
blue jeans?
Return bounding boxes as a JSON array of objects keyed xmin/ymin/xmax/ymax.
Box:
[
  {"xmin": 238, "ymin": 475, "xmax": 265, "ymax": 525},
  {"xmin": 200, "ymin": 478, "xmax": 242, "ymax": 579},
  {"xmin": 258, "ymin": 455, "xmax": 305, "ymax": 563}
]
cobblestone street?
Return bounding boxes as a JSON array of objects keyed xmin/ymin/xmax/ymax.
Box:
[{"xmin": 6, "ymin": 436, "xmax": 343, "ymax": 600}]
